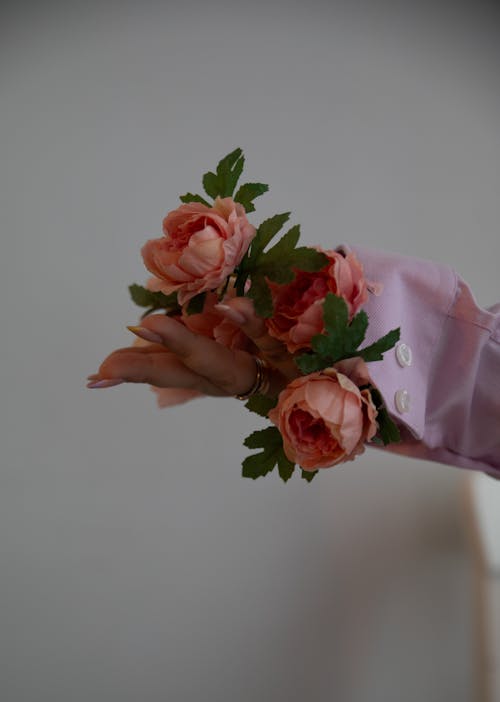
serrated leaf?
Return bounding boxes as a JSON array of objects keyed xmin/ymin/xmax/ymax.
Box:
[
  {"xmin": 185, "ymin": 292, "xmax": 206, "ymax": 315},
  {"xmin": 345, "ymin": 310, "xmax": 369, "ymax": 350},
  {"xmin": 357, "ymin": 328, "xmax": 401, "ymax": 362},
  {"xmin": 248, "ymin": 213, "xmax": 291, "ymax": 263},
  {"xmin": 301, "ymin": 469, "xmax": 318, "ymax": 482},
  {"xmin": 235, "ymin": 222, "xmax": 303, "ymax": 295},
  {"xmin": 179, "ymin": 192, "xmax": 211, "ymax": 207},
  {"xmin": 310, "ymin": 334, "xmax": 333, "ymax": 357},
  {"xmin": 377, "ymin": 410, "xmax": 401, "ymax": 445},
  {"xmin": 322, "ymin": 293, "xmax": 349, "ymax": 335},
  {"xmin": 129, "ymin": 283, "xmax": 156, "ymax": 307},
  {"xmin": 294, "ymin": 352, "xmax": 327, "ymax": 375},
  {"xmin": 277, "ymin": 454, "xmax": 295, "ymax": 482},
  {"xmin": 368, "ymin": 387, "xmax": 401, "ymax": 446},
  {"xmin": 309, "ymin": 295, "xmax": 397, "ymax": 368},
  {"xmin": 234, "ymin": 182, "xmax": 269, "ymax": 212},
  {"xmin": 202, "ymin": 148, "xmax": 245, "ymax": 199},
  {"xmin": 305, "ymin": 295, "xmax": 370, "ymax": 367},
  {"xmin": 289, "ymin": 247, "xmax": 329, "ymax": 273},
  {"xmin": 241, "ymin": 216, "xmax": 328, "ymax": 316},
  {"xmin": 247, "ymin": 276, "xmax": 274, "ymax": 318},
  {"xmin": 129, "ymin": 284, "xmax": 179, "ymax": 311},
  {"xmin": 242, "ymin": 453, "xmax": 276, "ymax": 479},
  {"xmin": 255, "ymin": 233, "xmax": 328, "ymax": 285},
  {"xmin": 242, "ymin": 426, "xmax": 294, "ymax": 481},
  {"xmin": 263, "ymin": 225, "xmax": 301, "ymax": 262},
  {"xmin": 245, "ymin": 230, "xmax": 327, "ymax": 317},
  {"xmin": 243, "ymin": 426, "xmax": 278, "ymax": 449},
  {"xmin": 245, "ymin": 394, "xmax": 278, "ymax": 417}
]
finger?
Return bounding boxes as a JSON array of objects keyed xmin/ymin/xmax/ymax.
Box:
[
  {"xmin": 214, "ymin": 297, "xmax": 299, "ymax": 379},
  {"xmin": 92, "ymin": 346, "xmax": 227, "ymax": 395},
  {"xmin": 130, "ymin": 315, "xmax": 258, "ymax": 396}
]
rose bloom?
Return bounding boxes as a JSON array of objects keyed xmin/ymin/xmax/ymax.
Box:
[
  {"xmin": 268, "ymin": 368, "xmax": 378, "ymax": 470},
  {"xmin": 265, "ymin": 249, "xmax": 368, "ymax": 353},
  {"xmin": 142, "ymin": 197, "xmax": 256, "ymax": 306},
  {"xmin": 180, "ymin": 288, "xmax": 254, "ymax": 352}
]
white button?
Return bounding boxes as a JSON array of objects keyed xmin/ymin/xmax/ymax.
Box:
[
  {"xmin": 396, "ymin": 342, "xmax": 413, "ymax": 368},
  {"xmin": 395, "ymin": 389, "xmax": 411, "ymax": 414}
]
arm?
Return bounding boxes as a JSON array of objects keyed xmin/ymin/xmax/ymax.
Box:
[
  {"xmin": 342, "ymin": 244, "xmax": 500, "ymax": 477},
  {"xmin": 89, "ymin": 244, "xmax": 500, "ymax": 477}
]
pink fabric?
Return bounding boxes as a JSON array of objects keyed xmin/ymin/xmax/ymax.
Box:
[{"xmin": 340, "ymin": 244, "xmax": 500, "ymax": 477}]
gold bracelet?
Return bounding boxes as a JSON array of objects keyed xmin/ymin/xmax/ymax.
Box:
[{"xmin": 235, "ymin": 356, "xmax": 270, "ymax": 400}]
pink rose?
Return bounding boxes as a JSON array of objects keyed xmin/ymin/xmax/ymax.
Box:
[
  {"xmin": 265, "ymin": 249, "xmax": 368, "ymax": 353},
  {"xmin": 141, "ymin": 197, "xmax": 256, "ymax": 306},
  {"xmin": 180, "ymin": 288, "xmax": 253, "ymax": 352},
  {"xmin": 268, "ymin": 368, "xmax": 378, "ymax": 470}
]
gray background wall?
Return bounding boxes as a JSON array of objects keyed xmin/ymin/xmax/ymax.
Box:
[{"xmin": 1, "ymin": 1, "xmax": 499, "ymax": 700}]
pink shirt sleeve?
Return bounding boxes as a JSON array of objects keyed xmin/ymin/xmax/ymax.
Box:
[{"xmin": 340, "ymin": 244, "xmax": 500, "ymax": 477}]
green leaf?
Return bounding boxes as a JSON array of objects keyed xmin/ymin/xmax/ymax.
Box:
[
  {"xmin": 242, "ymin": 426, "xmax": 295, "ymax": 481},
  {"xmin": 241, "ymin": 453, "xmax": 275, "ymax": 480},
  {"xmin": 294, "ymin": 294, "xmax": 400, "ymax": 372},
  {"xmin": 294, "ymin": 352, "xmax": 327, "ymax": 375},
  {"xmin": 234, "ymin": 182, "xmax": 269, "ymax": 212},
  {"xmin": 244, "ymin": 394, "xmax": 278, "ymax": 418},
  {"xmin": 369, "ymin": 387, "xmax": 401, "ymax": 445},
  {"xmin": 245, "ymin": 228, "xmax": 328, "ymax": 318},
  {"xmin": 202, "ymin": 172, "xmax": 219, "ymax": 200},
  {"xmin": 307, "ymin": 295, "xmax": 350, "ymax": 365},
  {"xmin": 262, "ymin": 224, "xmax": 301, "ymax": 263},
  {"xmin": 317, "ymin": 298, "xmax": 368, "ymax": 362},
  {"xmin": 277, "ymin": 454, "xmax": 295, "ymax": 483},
  {"xmin": 256, "ymin": 232, "xmax": 328, "ymax": 285},
  {"xmin": 287, "ymin": 246, "xmax": 329, "ymax": 273},
  {"xmin": 377, "ymin": 410, "xmax": 402, "ymax": 445},
  {"xmin": 357, "ymin": 328, "xmax": 401, "ymax": 362},
  {"xmin": 247, "ymin": 276, "xmax": 274, "ymax": 318},
  {"xmin": 296, "ymin": 295, "xmax": 369, "ymax": 369},
  {"xmin": 202, "ymin": 148, "xmax": 245, "ymax": 199},
  {"xmin": 322, "ymin": 292, "xmax": 349, "ymax": 335},
  {"xmin": 243, "ymin": 427, "xmax": 276, "ymax": 449},
  {"xmin": 310, "ymin": 334, "xmax": 333, "ymax": 357},
  {"xmin": 129, "ymin": 283, "xmax": 159, "ymax": 307},
  {"xmin": 345, "ymin": 310, "xmax": 369, "ymax": 351},
  {"xmin": 185, "ymin": 292, "xmax": 206, "ymax": 316},
  {"xmin": 234, "ymin": 212, "xmax": 291, "ymax": 297},
  {"xmin": 301, "ymin": 469, "xmax": 318, "ymax": 482},
  {"xmin": 179, "ymin": 192, "xmax": 211, "ymax": 207},
  {"xmin": 129, "ymin": 284, "xmax": 179, "ymax": 312},
  {"xmin": 247, "ymin": 212, "xmax": 291, "ymax": 264}
]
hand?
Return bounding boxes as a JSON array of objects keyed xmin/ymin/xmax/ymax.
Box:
[{"xmin": 87, "ymin": 297, "xmax": 300, "ymax": 398}]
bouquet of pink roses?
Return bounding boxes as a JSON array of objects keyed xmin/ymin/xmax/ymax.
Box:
[{"xmin": 122, "ymin": 149, "xmax": 401, "ymax": 482}]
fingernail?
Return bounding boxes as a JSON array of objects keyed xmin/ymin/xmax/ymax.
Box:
[
  {"xmin": 87, "ymin": 378, "xmax": 126, "ymax": 388},
  {"xmin": 214, "ymin": 304, "xmax": 247, "ymax": 325},
  {"xmin": 127, "ymin": 325, "xmax": 163, "ymax": 344}
]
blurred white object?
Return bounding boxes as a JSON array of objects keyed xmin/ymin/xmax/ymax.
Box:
[{"xmin": 464, "ymin": 472, "xmax": 500, "ymax": 702}]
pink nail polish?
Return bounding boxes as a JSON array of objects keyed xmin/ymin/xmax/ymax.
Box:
[
  {"xmin": 87, "ymin": 378, "xmax": 125, "ymax": 389},
  {"xmin": 214, "ymin": 304, "xmax": 247, "ymax": 325},
  {"xmin": 127, "ymin": 326, "xmax": 164, "ymax": 344}
]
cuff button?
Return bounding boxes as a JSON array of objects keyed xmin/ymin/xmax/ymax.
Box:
[
  {"xmin": 395, "ymin": 389, "xmax": 411, "ymax": 414},
  {"xmin": 396, "ymin": 342, "xmax": 413, "ymax": 368}
]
